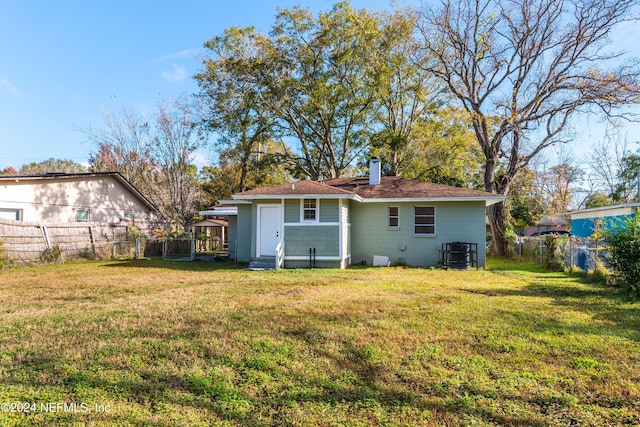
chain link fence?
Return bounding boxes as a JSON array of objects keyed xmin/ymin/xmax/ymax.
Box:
[{"xmin": 512, "ymin": 235, "xmax": 607, "ymax": 271}]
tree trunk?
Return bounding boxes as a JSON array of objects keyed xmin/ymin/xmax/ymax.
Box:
[
  {"xmin": 487, "ymin": 201, "xmax": 508, "ymax": 256},
  {"xmin": 482, "ymin": 148, "xmax": 509, "ymax": 256}
]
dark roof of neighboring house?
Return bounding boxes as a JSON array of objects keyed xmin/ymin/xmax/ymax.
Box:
[
  {"xmin": 535, "ymin": 214, "xmax": 569, "ymax": 226},
  {"xmin": 0, "ymin": 172, "xmax": 158, "ymax": 211},
  {"xmin": 233, "ymin": 176, "xmax": 504, "ymax": 205}
]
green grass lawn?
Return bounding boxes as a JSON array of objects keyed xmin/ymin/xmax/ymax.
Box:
[{"xmin": 0, "ymin": 259, "xmax": 638, "ymax": 426}]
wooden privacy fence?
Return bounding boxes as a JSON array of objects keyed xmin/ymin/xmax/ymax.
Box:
[
  {"xmin": 0, "ymin": 219, "xmax": 129, "ymax": 264},
  {"xmin": 1, "ymin": 220, "xmax": 229, "ymax": 265}
]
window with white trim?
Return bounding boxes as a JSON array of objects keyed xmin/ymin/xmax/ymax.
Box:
[
  {"xmin": 302, "ymin": 198, "xmax": 318, "ymax": 221},
  {"xmin": 388, "ymin": 206, "xmax": 399, "ymax": 228},
  {"xmin": 414, "ymin": 206, "xmax": 435, "ymax": 235},
  {"xmin": 0, "ymin": 208, "xmax": 22, "ymax": 221},
  {"xmin": 76, "ymin": 208, "xmax": 90, "ymax": 223}
]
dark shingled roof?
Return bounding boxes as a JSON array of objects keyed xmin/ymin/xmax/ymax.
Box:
[
  {"xmin": 234, "ymin": 179, "xmax": 356, "ymax": 197},
  {"xmin": 233, "ymin": 176, "xmax": 503, "ymax": 203},
  {"xmin": 323, "ymin": 176, "xmax": 499, "ymax": 199}
]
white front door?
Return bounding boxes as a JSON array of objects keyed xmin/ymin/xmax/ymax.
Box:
[{"xmin": 258, "ymin": 205, "xmax": 281, "ymax": 256}]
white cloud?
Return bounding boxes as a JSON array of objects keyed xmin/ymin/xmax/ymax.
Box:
[
  {"xmin": 152, "ymin": 48, "xmax": 201, "ymax": 63},
  {"xmin": 191, "ymin": 151, "xmax": 210, "ymax": 169},
  {"xmin": 0, "ymin": 77, "xmax": 23, "ymax": 96},
  {"xmin": 161, "ymin": 64, "xmax": 187, "ymax": 82}
]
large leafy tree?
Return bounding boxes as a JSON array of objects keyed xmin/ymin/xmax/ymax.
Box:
[
  {"xmin": 396, "ymin": 108, "xmax": 484, "ymax": 187},
  {"xmin": 267, "ymin": 2, "xmax": 386, "ymax": 179},
  {"xmin": 197, "ymin": 1, "xmax": 389, "ymax": 180},
  {"xmin": 584, "ymin": 192, "xmax": 613, "ymax": 208},
  {"xmin": 198, "ymin": 140, "xmax": 292, "ymax": 205},
  {"xmin": 507, "ymin": 167, "xmax": 545, "ymax": 230},
  {"xmin": 370, "ymin": 7, "xmax": 446, "ymax": 176},
  {"xmin": 418, "ymin": 0, "xmax": 640, "ymax": 255},
  {"xmin": 537, "ymin": 162, "xmax": 584, "ymax": 214},
  {"xmin": 195, "ymin": 27, "xmax": 281, "ymax": 192},
  {"xmin": 19, "ymin": 158, "xmax": 87, "ymax": 175}
]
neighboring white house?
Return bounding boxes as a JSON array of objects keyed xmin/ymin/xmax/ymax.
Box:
[
  {"xmin": 0, "ymin": 172, "xmax": 159, "ymax": 231},
  {"xmin": 225, "ymin": 158, "xmax": 504, "ymax": 269}
]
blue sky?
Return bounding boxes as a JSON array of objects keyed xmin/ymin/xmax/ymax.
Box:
[
  {"xmin": 0, "ymin": 0, "xmax": 639, "ymax": 173},
  {"xmin": 0, "ymin": 0, "xmax": 407, "ymax": 171}
]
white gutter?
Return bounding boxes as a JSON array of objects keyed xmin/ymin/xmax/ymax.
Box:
[
  {"xmin": 232, "ymin": 194, "xmax": 362, "ymax": 201},
  {"xmin": 358, "ymin": 196, "xmax": 505, "ymax": 206}
]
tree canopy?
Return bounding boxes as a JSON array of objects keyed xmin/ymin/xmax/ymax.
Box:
[
  {"xmin": 418, "ymin": 0, "xmax": 640, "ymax": 254},
  {"xmin": 18, "ymin": 158, "xmax": 87, "ymax": 175},
  {"xmin": 81, "ymin": 99, "xmax": 206, "ymax": 229}
]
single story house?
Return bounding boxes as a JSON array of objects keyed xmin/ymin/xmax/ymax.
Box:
[
  {"xmin": 225, "ymin": 158, "xmax": 504, "ymax": 269},
  {"xmin": 0, "ymin": 172, "xmax": 159, "ymax": 231},
  {"xmin": 566, "ymin": 202, "xmax": 640, "ymax": 238}
]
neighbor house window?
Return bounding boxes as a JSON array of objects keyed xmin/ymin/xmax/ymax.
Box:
[
  {"xmin": 388, "ymin": 206, "xmax": 399, "ymax": 229},
  {"xmin": 76, "ymin": 208, "xmax": 90, "ymax": 222},
  {"xmin": 302, "ymin": 198, "xmax": 318, "ymax": 221},
  {"xmin": 0, "ymin": 208, "xmax": 22, "ymax": 221},
  {"xmin": 123, "ymin": 211, "xmax": 134, "ymax": 220},
  {"xmin": 414, "ymin": 206, "xmax": 435, "ymax": 235}
]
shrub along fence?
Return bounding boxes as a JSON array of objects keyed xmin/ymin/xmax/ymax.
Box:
[{"xmin": 512, "ymin": 234, "xmax": 606, "ymax": 271}]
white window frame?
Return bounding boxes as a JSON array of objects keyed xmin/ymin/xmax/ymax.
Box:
[
  {"xmin": 388, "ymin": 206, "xmax": 399, "ymax": 229},
  {"xmin": 76, "ymin": 208, "xmax": 90, "ymax": 223},
  {"xmin": 414, "ymin": 206, "xmax": 436, "ymax": 236},
  {"xmin": 123, "ymin": 211, "xmax": 134, "ymax": 219},
  {"xmin": 301, "ymin": 198, "xmax": 319, "ymax": 222},
  {"xmin": 0, "ymin": 208, "xmax": 22, "ymax": 221}
]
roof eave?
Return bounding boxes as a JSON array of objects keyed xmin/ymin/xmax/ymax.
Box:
[
  {"xmin": 232, "ymin": 194, "xmax": 363, "ymax": 201},
  {"xmin": 110, "ymin": 173, "xmax": 158, "ymax": 212},
  {"xmin": 0, "ymin": 171, "xmax": 159, "ymax": 212},
  {"xmin": 359, "ymin": 196, "xmax": 505, "ymax": 206},
  {"xmin": 565, "ymin": 202, "xmax": 640, "ymax": 216}
]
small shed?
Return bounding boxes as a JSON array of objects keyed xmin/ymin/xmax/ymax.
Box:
[
  {"xmin": 566, "ymin": 203, "xmax": 640, "ymax": 238},
  {"xmin": 191, "ymin": 218, "xmax": 228, "ymax": 240}
]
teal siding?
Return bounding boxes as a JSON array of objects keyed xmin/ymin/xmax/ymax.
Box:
[
  {"xmin": 284, "ymin": 225, "xmax": 339, "ymax": 256},
  {"xmin": 284, "ymin": 199, "xmax": 298, "ymax": 223},
  {"xmin": 284, "ymin": 259, "xmax": 345, "ymax": 268},
  {"xmin": 350, "ymin": 202, "xmax": 487, "ymax": 267},
  {"xmin": 227, "ymin": 216, "xmax": 237, "ymax": 260},
  {"xmin": 283, "ymin": 198, "xmax": 340, "ymax": 223},
  {"xmin": 235, "ymin": 205, "xmax": 252, "ymax": 262},
  {"xmin": 571, "ymin": 214, "xmax": 633, "ymax": 238},
  {"xmin": 342, "ymin": 199, "xmax": 351, "ymax": 223},
  {"xmin": 320, "ymin": 199, "xmax": 339, "ymax": 222}
]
